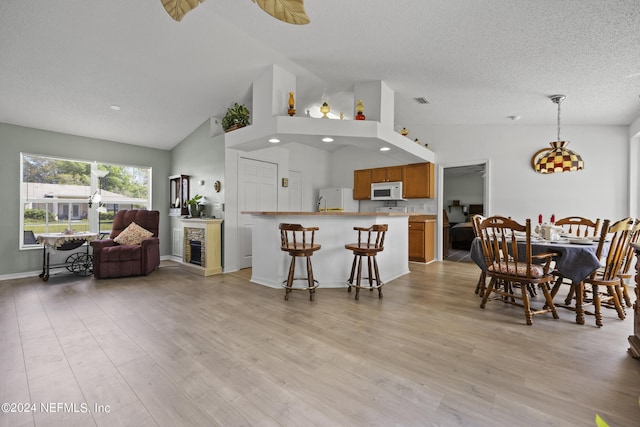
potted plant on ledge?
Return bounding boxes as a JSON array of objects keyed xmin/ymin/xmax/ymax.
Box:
[
  {"xmin": 221, "ymin": 103, "xmax": 250, "ymax": 132},
  {"xmin": 186, "ymin": 194, "xmax": 204, "ymax": 218}
]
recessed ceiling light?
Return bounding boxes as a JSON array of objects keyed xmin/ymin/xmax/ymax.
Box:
[
  {"xmin": 268, "ymin": 138, "xmax": 280, "ymax": 143},
  {"xmin": 322, "ymin": 137, "xmax": 334, "ymax": 142},
  {"xmin": 110, "ymin": 105, "xmax": 121, "ymax": 111},
  {"xmin": 379, "ymin": 147, "xmax": 391, "ymax": 151}
]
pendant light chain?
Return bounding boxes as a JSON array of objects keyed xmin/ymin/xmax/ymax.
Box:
[{"xmin": 556, "ymin": 97, "xmax": 562, "ymax": 141}]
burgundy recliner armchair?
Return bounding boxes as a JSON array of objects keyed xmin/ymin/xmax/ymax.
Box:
[{"xmin": 91, "ymin": 210, "xmax": 160, "ymax": 279}]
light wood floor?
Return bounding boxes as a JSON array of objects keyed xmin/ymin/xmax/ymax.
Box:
[{"xmin": 1, "ymin": 260, "xmax": 639, "ymax": 427}]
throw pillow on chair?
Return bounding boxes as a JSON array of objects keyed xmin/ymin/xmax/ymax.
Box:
[{"xmin": 113, "ymin": 222, "xmax": 153, "ymax": 246}]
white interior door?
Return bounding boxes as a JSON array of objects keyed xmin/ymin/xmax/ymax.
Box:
[
  {"xmin": 238, "ymin": 157, "xmax": 278, "ymax": 269},
  {"xmin": 288, "ymin": 170, "xmax": 302, "ymax": 211}
]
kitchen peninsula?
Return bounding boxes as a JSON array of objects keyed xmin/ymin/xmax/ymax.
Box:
[{"xmin": 244, "ymin": 211, "xmax": 410, "ymax": 288}]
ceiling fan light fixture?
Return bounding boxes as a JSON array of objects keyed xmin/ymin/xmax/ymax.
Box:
[
  {"xmin": 533, "ymin": 94, "xmax": 584, "ymax": 173},
  {"xmin": 251, "ymin": 0, "xmax": 310, "ymax": 25}
]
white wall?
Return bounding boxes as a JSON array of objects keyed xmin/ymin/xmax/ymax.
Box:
[
  {"xmin": 629, "ymin": 116, "xmax": 640, "ymax": 218},
  {"xmin": 286, "ymin": 142, "xmax": 332, "ymax": 211},
  {"xmin": 423, "ymin": 124, "xmax": 629, "ymax": 223}
]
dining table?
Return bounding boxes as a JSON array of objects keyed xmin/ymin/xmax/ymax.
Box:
[{"xmin": 470, "ymin": 236, "xmax": 605, "ymax": 324}]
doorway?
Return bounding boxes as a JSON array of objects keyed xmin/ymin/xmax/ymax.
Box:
[
  {"xmin": 438, "ymin": 160, "xmax": 490, "ymax": 261},
  {"xmin": 238, "ymin": 157, "xmax": 278, "ymax": 269}
]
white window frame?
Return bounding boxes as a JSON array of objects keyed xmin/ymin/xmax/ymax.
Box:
[{"xmin": 20, "ymin": 153, "xmax": 152, "ymax": 250}]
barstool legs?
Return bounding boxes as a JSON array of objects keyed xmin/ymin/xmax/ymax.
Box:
[
  {"xmin": 283, "ymin": 255, "xmax": 317, "ymax": 301},
  {"xmin": 346, "ymin": 254, "xmax": 383, "ymax": 300},
  {"xmin": 284, "ymin": 255, "xmax": 296, "ymax": 301},
  {"xmin": 307, "ymin": 257, "xmax": 316, "ymax": 301}
]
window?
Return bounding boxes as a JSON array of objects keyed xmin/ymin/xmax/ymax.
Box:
[{"xmin": 20, "ymin": 153, "xmax": 151, "ymax": 249}]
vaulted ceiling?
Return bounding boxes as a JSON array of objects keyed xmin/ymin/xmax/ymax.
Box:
[{"xmin": 1, "ymin": 0, "xmax": 639, "ymax": 150}]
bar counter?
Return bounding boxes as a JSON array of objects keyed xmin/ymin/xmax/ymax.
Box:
[{"xmin": 243, "ymin": 211, "xmax": 410, "ymax": 289}]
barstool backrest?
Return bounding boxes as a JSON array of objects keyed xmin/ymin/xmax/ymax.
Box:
[
  {"xmin": 355, "ymin": 224, "xmax": 388, "ymax": 249},
  {"xmin": 279, "ymin": 223, "xmax": 318, "ymax": 250}
]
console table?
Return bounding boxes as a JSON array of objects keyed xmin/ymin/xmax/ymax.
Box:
[
  {"xmin": 36, "ymin": 232, "xmax": 98, "ymax": 281},
  {"xmin": 629, "ymin": 243, "xmax": 640, "ymax": 359}
]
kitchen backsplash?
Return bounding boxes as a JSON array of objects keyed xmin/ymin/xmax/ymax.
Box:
[{"xmin": 359, "ymin": 198, "xmax": 438, "ymax": 214}]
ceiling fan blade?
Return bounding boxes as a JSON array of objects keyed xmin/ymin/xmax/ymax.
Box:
[
  {"xmin": 162, "ymin": 0, "xmax": 205, "ymax": 22},
  {"xmin": 252, "ymin": 0, "xmax": 310, "ymax": 25}
]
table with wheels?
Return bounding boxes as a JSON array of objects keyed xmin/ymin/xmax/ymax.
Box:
[{"xmin": 36, "ymin": 232, "xmax": 98, "ymax": 281}]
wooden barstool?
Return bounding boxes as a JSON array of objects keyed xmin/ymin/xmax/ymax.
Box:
[
  {"xmin": 345, "ymin": 224, "xmax": 388, "ymax": 300},
  {"xmin": 279, "ymin": 223, "xmax": 321, "ymax": 301}
]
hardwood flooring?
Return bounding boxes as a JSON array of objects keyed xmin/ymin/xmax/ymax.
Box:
[
  {"xmin": 1, "ymin": 260, "xmax": 639, "ymax": 426},
  {"xmin": 444, "ymin": 249, "xmax": 472, "ymax": 263}
]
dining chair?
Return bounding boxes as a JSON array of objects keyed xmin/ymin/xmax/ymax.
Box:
[
  {"xmin": 554, "ymin": 216, "xmax": 601, "ymax": 237},
  {"xmin": 616, "ymin": 218, "xmax": 640, "ymax": 308},
  {"xmin": 577, "ymin": 217, "xmax": 635, "ymax": 327},
  {"xmin": 550, "ymin": 216, "xmax": 601, "ymax": 304},
  {"xmin": 476, "ymin": 216, "xmax": 559, "ymax": 325}
]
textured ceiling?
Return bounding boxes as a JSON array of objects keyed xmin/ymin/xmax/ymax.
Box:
[{"xmin": 1, "ymin": 0, "xmax": 639, "ymax": 150}]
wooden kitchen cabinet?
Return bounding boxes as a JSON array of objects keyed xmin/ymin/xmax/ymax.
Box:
[
  {"xmin": 371, "ymin": 165, "xmax": 404, "ymax": 183},
  {"xmin": 409, "ymin": 216, "xmax": 435, "ymax": 263},
  {"xmin": 354, "ymin": 162, "xmax": 434, "ymax": 200},
  {"xmin": 353, "ymin": 169, "xmax": 372, "ymax": 200},
  {"xmin": 403, "ymin": 162, "xmax": 434, "ymax": 199}
]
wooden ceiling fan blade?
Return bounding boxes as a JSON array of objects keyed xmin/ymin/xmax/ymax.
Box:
[
  {"xmin": 162, "ymin": 0, "xmax": 205, "ymax": 22},
  {"xmin": 252, "ymin": 0, "xmax": 310, "ymax": 25}
]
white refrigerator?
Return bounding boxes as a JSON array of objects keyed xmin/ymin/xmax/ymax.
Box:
[{"xmin": 318, "ymin": 187, "xmax": 359, "ymax": 212}]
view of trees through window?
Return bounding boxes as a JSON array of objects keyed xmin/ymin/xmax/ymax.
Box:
[{"xmin": 20, "ymin": 153, "xmax": 151, "ymax": 248}]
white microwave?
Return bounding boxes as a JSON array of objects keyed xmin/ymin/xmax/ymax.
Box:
[{"xmin": 371, "ymin": 181, "xmax": 404, "ymax": 201}]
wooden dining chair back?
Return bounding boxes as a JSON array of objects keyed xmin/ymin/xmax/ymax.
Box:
[
  {"xmin": 551, "ymin": 216, "xmax": 601, "ymax": 302},
  {"xmin": 617, "ymin": 218, "xmax": 640, "ymax": 307},
  {"xmin": 581, "ymin": 217, "xmax": 634, "ymax": 327},
  {"xmin": 554, "ymin": 216, "xmax": 601, "ymax": 237},
  {"xmin": 345, "ymin": 224, "xmax": 388, "ymax": 300},
  {"xmin": 279, "ymin": 223, "xmax": 321, "ymax": 300},
  {"xmin": 476, "ymin": 216, "xmax": 558, "ymax": 325},
  {"xmin": 470, "ymin": 214, "xmax": 487, "ymax": 296}
]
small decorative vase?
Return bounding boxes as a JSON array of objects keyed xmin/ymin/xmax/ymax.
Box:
[
  {"xmin": 355, "ymin": 99, "xmax": 365, "ymax": 120},
  {"xmin": 287, "ymin": 91, "xmax": 296, "ymax": 116},
  {"xmin": 320, "ymin": 102, "xmax": 330, "ymax": 119}
]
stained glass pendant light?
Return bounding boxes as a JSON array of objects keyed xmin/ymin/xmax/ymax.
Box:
[{"xmin": 533, "ymin": 95, "xmax": 584, "ymax": 173}]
